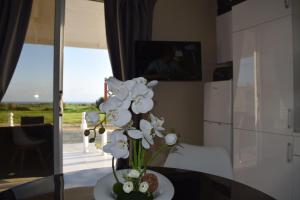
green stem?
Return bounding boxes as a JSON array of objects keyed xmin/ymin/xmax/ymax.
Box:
[
  {"xmin": 112, "ymin": 157, "xmax": 120, "ymax": 183},
  {"xmin": 133, "ymin": 140, "xmax": 137, "ymax": 168},
  {"xmin": 141, "ymin": 148, "xmax": 145, "ymax": 168},
  {"xmin": 129, "ymin": 139, "xmax": 134, "ymax": 168},
  {"xmin": 93, "ymin": 118, "xmax": 106, "ymax": 129},
  {"xmin": 138, "ymin": 140, "xmax": 142, "ymax": 169}
]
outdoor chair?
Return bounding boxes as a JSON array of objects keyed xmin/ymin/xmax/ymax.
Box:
[{"xmin": 10, "ymin": 117, "xmax": 47, "ymax": 174}]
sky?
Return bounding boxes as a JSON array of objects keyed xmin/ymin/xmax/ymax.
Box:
[
  {"xmin": 63, "ymin": 46, "xmax": 112, "ymax": 103},
  {"xmin": 2, "ymin": 44, "xmax": 112, "ymax": 103}
]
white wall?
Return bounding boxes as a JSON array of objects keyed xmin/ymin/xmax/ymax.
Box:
[{"xmin": 151, "ymin": 0, "xmax": 217, "ymax": 145}]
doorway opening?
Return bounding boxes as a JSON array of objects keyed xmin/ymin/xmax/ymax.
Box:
[{"xmin": 62, "ymin": 0, "xmax": 113, "ymax": 173}]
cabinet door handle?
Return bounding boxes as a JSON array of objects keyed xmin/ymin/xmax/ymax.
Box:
[
  {"xmin": 288, "ymin": 109, "xmax": 292, "ymax": 129},
  {"xmin": 287, "ymin": 142, "xmax": 293, "ymax": 163},
  {"xmin": 284, "ymin": 0, "xmax": 290, "ymax": 8}
]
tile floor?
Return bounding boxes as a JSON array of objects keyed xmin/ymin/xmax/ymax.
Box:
[
  {"xmin": 63, "ymin": 143, "xmax": 112, "ymax": 173},
  {"xmin": 63, "ymin": 143, "xmax": 114, "ymax": 189}
]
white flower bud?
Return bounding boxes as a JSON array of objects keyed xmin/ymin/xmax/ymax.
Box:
[
  {"xmin": 165, "ymin": 133, "xmax": 177, "ymax": 146},
  {"xmin": 123, "ymin": 181, "xmax": 134, "ymax": 193},
  {"xmin": 139, "ymin": 181, "xmax": 149, "ymax": 193},
  {"xmin": 127, "ymin": 169, "xmax": 140, "ymax": 178}
]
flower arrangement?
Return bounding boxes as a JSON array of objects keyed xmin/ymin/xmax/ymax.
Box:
[{"xmin": 85, "ymin": 77, "xmax": 178, "ymax": 200}]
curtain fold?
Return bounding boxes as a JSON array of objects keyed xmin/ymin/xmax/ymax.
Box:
[
  {"xmin": 104, "ymin": 0, "xmax": 157, "ymax": 80},
  {"xmin": 0, "ymin": 0, "xmax": 33, "ymax": 101}
]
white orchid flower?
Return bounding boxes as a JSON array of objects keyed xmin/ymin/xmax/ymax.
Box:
[
  {"xmin": 139, "ymin": 182, "xmax": 149, "ymax": 193},
  {"xmin": 133, "ymin": 77, "xmax": 147, "ymax": 85},
  {"xmin": 140, "ymin": 120, "xmax": 154, "ymax": 149},
  {"xmin": 123, "ymin": 181, "xmax": 134, "ymax": 193},
  {"xmin": 127, "ymin": 129, "xmax": 142, "ymax": 139},
  {"xmin": 147, "ymin": 80, "xmax": 158, "ymax": 88},
  {"xmin": 149, "ymin": 113, "xmax": 165, "ymax": 137},
  {"xmin": 103, "ymin": 130, "xmax": 129, "ymax": 159},
  {"xmin": 127, "ymin": 120, "xmax": 154, "ymax": 149},
  {"xmin": 85, "ymin": 111, "xmax": 99, "ymax": 125},
  {"xmin": 107, "ymin": 77, "xmax": 123, "ymax": 91},
  {"xmin": 131, "ymin": 83, "xmax": 154, "ymax": 114},
  {"xmin": 100, "ymin": 97, "xmax": 131, "ymax": 127},
  {"xmin": 106, "ymin": 77, "xmax": 136, "ymax": 101},
  {"xmin": 127, "ymin": 169, "xmax": 140, "ymax": 178},
  {"xmin": 165, "ymin": 133, "xmax": 177, "ymax": 146}
]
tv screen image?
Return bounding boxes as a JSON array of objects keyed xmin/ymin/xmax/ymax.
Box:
[{"xmin": 134, "ymin": 41, "xmax": 202, "ymax": 81}]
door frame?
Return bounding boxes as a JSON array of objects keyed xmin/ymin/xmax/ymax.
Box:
[{"xmin": 53, "ymin": 0, "xmax": 65, "ymax": 175}]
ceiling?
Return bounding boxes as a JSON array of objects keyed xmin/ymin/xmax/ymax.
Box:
[
  {"xmin": 25, "ymin": 0, "xmax": 55, "ymax": 45},
  {"xmin": 25, "ymin": 0, "xmax": 107, "ymax": 49},
  {"xmin": 64, "ymin": 0, "xmax": 107, "ymax": 49}
]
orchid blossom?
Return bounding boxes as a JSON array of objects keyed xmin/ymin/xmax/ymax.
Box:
[
  {"xmin": 133, "ymin": 77, "xmax": 147, "ymax": 85},
  {"xmin": 85, "ymin": 111, "xmax": 100, "ymax": 125},
  {"xmin": 147, "ymin": 80, "xmax": 158, "ymax": 88},
  {"xmin": 149, "ymin": 113, "xmax": 165, "ymax": 137},
  {"xmin": 103, "ymin": 130, "xmax": 129, "ymax": 159},
  {"xmin": 131, "ymin": 83, "xmax": 154, "ymax": 114},
  {"xmin": 106, "ymin": 77, "xmax": 135, "ymax": 101},
  {"xmin": 88, "ymin": 76, "xmax": 179, "ymax": 199},
  {"xmin": 127, "ymin": 119, "xmax": 154, "ymax": 149},
  {"xmin": 100, "ymin": 97, "xmax": 131, "ymax": 127}
]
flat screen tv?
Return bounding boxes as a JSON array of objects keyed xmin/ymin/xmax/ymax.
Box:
[{"xmin": 134, "ymin": 41, "xmax": 202, "ymax": 81}]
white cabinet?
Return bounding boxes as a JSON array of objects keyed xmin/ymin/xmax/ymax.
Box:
[
  {"xmin": 292, "ymin": 156, "xmax": 300, "ymax": 200},
  {"xmin": 232, "ymin": 0, "xmax": 291, "ymax": 32},
  {"xmin": 233, "ymin": 16, "xmax": 294, "ymax": 134},
  {"xmin": 294, "ymin": 137, "xmax": 300, "ymax": 155},
  {"xmin": 292, "ymin": 137, "xmax": 300, "ymax": 200},
  {"xmin": 292, "ymin": 0, "xmax": 300, "ymax": 132},
  {"xmin": 232, "ymin": 1, "xmax": 300, "ymax": 200},
  {"xmin": 217, "ymin": 12, "xmax": 232, "ymax": 63},
  {"xmin": 257, "ymin": 16, "xmax": 294, "ymax": 135},
  {"xmin": 204, "ymin": 80, "xmax": 232, "ymax": 124},
  {"xmin": 233, "ymin": 26, "xmax": 257, "ymax": 130},
  {"xmin": 234, "ymin": 129, "xmax": 294, "ymax": 200}
]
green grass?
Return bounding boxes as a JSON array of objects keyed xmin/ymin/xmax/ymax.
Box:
[
  {"xmin": 64, "ymin": 103, "xmax": 97, "ymax": 113},
  {"xmin": 0, "ymin": 103, "xmax": 103, "ymax": 126}
]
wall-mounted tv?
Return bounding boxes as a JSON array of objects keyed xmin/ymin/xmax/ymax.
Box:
[{"xmin": 134, "ymin": 41, "xmax": 202, "ymax": 81}]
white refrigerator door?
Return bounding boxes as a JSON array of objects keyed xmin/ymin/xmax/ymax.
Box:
[
  {"xmin": 204, "ymin": 121, "xmax": 232, "ymax": 156},
  {"xmin": 204, "ymin": 80, "xmax": 232, "ymax": 123}
]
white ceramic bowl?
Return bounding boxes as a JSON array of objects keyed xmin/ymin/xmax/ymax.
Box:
[{"xmin": 94, "ymin": 169, "xmax": 174, "ymax": 200}]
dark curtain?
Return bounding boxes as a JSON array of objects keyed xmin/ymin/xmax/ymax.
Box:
[
  {"xmin": 103, "ymin": 0, "xmax": 157, "ymax": 169},
  {"xmin": 104, "ymin": 0, "xmax": 157, "ymax": 80},
  {"xmin": 0, "ymin": 0, "xmax": 33, "ymax": 101}
]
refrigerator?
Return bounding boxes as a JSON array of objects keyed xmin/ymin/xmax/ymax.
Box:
[{"xmin": 204, "ymin": 80, "xmax": 232, "ymax": 157}]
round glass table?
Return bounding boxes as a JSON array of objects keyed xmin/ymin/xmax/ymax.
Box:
[{"xmin": 0, "ymin": 167, "xmax": 275, "ymax": 200}]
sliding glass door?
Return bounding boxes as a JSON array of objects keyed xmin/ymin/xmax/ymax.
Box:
[
  {"xmin": 53, "ymin": 0, "xmax": 65, "ymax": 176},
  {"xmin": 0, "ymin": 0, "xmax": 64, "ymax": 190}
]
